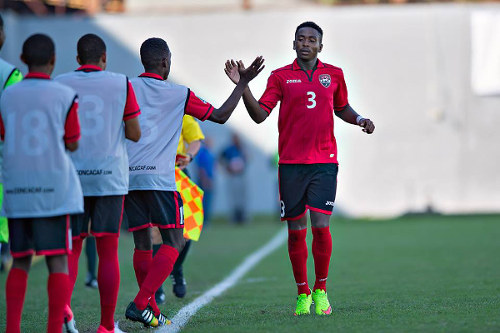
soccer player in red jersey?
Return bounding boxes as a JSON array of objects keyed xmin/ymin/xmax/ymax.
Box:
[
  {"xmin": 225, "ymin": 21, "xmax": 375, "ymax": 316},
  {"xmin": 0, "ymin": 34, "xmax": 83, "ymax": 332}
]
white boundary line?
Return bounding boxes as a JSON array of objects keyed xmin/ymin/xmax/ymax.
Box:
[{"xmin": 158, "ymin": 227, "xmax": 288, "ymax": 333}]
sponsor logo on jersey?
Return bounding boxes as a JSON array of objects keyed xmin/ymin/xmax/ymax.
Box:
[
  {"xmin": 319, "ymin": 74, "xmax": 331, "ymax": 88},
  {"xmin": 325, "ymin": 201, "xmax": 334, "ymax": 206},
  {"xmin": 286, "ymin": 79, "xmax": 302, "ymax": 84}
]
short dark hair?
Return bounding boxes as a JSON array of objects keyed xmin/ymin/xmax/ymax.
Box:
[
  {"xmin": 295, "ymin": 21, "xmax": 323, "ymax": 41},
  {"xmin": 22, "ymin": 34, "xmax": 55, "ymax": 66},
  {"xmin": 140, "ymin": 37, "xmax": 170, "ymax": 70},
  {"xmin": 77, "ymin": 33, "xmax": 106, "ymax": 64},
  {"xmin": 0, "ymin": 14, "xmax": 4, "ymax": 28}
]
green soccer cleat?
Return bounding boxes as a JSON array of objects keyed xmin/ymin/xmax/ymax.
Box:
[
  {"xmin": 294, "ymin": 292, "xmax": 312, "ymax": 316},
  {"xmin": 125, "ymin": 302, "xmax": 159, "ymax": 327},
  {"xmin": 311, "ymin": 289, "xmax": 332, "ymax": 315}
]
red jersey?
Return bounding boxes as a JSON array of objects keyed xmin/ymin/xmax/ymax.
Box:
[{"xmin": 258, "ymin": 59, "xmax": 348, "ymax": 164}]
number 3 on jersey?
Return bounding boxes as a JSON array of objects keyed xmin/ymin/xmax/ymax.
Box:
[{"xmin": 306, "ymin": 91, "xmax": 316, "ymax": 109}]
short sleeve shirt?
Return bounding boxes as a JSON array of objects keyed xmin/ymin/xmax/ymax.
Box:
[
  {"xmin": 258, "ymin": 59, "xmax": 348, "ymax": 164},
  {"xmin": 177, "ymin": 115, "xmax": 205, "ymax": 155}
]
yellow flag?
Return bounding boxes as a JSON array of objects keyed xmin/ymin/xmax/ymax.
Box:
[{"xmin": 175, "ymin": 168, "xmax": 204, "ymax": 241}]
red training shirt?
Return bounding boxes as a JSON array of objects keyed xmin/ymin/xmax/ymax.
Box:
[{"xmin": 258, "ymin": 59, "xmax": 348, "ymax": 164}]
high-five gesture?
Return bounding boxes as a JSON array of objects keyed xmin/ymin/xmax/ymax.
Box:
[
  {"xmin": 206, "ymin": 56, "xmax": 265, "ymax": 124},
  {"xmin": 225, "ymin": 59, "xmax": 241, "ymax": 84},
  {"xmin": 227, "ymin": 56, "xmax": 265, "ymax": 85}
]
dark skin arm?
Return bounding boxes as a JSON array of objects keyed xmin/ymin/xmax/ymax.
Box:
[
  {"xmin": 334, "ymin": 104, "xmax": 375, "ymax": 134},
  {"xmin": 124, "ymin": 117, "xmax": 141, "ymax": 142},
  {"xmin": 208, "ymin": 56, "xmax": 265, "ymax": 124},
  {"xmin": 224, "ymin": 60, "xmax": 268, "ymax": 124},
  {"xmin": 65, "ymin": 141, "xmax": 79, "ymax": 152}
]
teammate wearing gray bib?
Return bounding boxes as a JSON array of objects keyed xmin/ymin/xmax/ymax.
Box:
[
  {"xmin": 124, "ymin": 37, "xmax": 264, "ymax": 327},
  {"xmin": 0, "ymin": 33, "xmax": 83, "ymax": 333},
  {"xmin": 55, "ymin": 33, "xmax": 141, "ymax": 333}
]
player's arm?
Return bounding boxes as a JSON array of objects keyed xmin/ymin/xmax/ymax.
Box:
[
  {"xmin": 225, "ymin": 60, "xmax": 273, "ymax": 124},
  {"xmin": 177, "ymin": 117, "xmax": 204, "ymax": 169},
  {"xmin": 334, "ymin": 104, "xmax": 375, "ymax": 134},
  {"xmin": 123, "ymin": 79, "xmax": 141, "ymax": 142},
  {"xmin": 208, "ymin": 56, "xmax": 265, "ymax": 124},
  {"xmin": 64, "ymin": 97, "xmax": 81, "ymax": 152}
]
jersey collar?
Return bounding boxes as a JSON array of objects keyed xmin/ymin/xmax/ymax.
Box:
[
  {"xmin": 292, "ymin": 58, "xmax": 324, "ymax": 71},
  {"xmin": 25, "ymin": 72, "xmax": 51, "ymax": 80},
  {"xmin": 76, "ymin": 65, "xmax": 103, "ymax": 72},
  {"xmin": 139, "ymin": 73, "xmax": 164, "ymax": 80}
]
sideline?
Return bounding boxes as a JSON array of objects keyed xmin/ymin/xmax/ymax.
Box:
[{"xmin": 158, "ymin": 227, "xmax": 288, "ymax": 333}]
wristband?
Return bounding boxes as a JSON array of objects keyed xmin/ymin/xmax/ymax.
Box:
[
  {"xmin": 186, "ymin": 153, "xmax": 194, "ymax": 162},
  {"xmin": 356, "ymin": 115, "xmax": 365, "ymax": 125}
]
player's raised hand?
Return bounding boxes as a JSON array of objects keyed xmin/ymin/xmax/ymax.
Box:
[
  {"xmin": 237, "ymin": 56, "xmax": 265, "ymax": 84},
  {"xmin": 359, "ymin": 118, "xmax": 375, "ymax": 134},
  {"xmin": 224, "ymin": 59, "xmax": 240, "ymax": 85}
]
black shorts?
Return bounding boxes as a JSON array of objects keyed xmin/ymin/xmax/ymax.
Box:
[
  {"xmin": 279, "ymin": 163, "xmax": 338, "ymax": 221},
  {"xmin": 125, "ymin": 190, "xmax": 184, "ymax": 232},
  {"xmin": 71, "ymin": 195, "xmax": 125, "ymax": 239},
  {"xmin": 8, "ymin": 215, "xmax": 71, "ymax": 258}
]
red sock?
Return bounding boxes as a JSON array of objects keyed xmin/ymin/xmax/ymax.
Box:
[
  {"xmin": 47, "ymin": 273, "xmax": 70, "ymax": 333},
  {"xmin": 66, "ymin": 237, "xmax": 83, "ymax": 319},
  {"xmin": 96, "ymin": 236, "xmax": 120, "ymax": 330},
  {"xmin": 132, "ymin": 249, "xmax": 152, "ymax": 287},
  {"xmin": 312, "ymin": 226, "xmax": 332, "ymax": 291},
  {"xmin": 133, "ymin": 245, "xmax": 178, "ymax": 310},
  {"xmin": 6, "ymin": 268, "xmax": 28, "ymax": 333},
  {"xmin": 132, "ymin": 249, "xmax": 160, "ymax": 316},
  {"xmin": 288, "ymin": 228, "xmax": 310, "ymax": 295}
]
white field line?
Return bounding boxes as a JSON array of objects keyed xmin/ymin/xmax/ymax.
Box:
[{"xmin": 158, "ymin": 227, "xmax": 288, "ymax": 333}]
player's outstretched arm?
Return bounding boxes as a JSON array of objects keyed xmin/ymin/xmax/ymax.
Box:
[
  {"xmin": 209, "ymin": 56, "xmax": 264, "ymax": 124},
  {"xmin": 334, "ymin": 104, "xmax": 375, "ymax": 134},
  {"xmin": 225, "ymin": 59, "xmax": 269, "ymax": 124}
]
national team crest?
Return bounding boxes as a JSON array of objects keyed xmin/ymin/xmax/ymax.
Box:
[{"xmin": 319, "ymin": 74, "xmax": 331, "ymax": 88}]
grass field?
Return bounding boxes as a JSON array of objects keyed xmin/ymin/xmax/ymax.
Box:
[{"xmin": 1, "ymin": 214, "xmax": 499, "ymax": 332}]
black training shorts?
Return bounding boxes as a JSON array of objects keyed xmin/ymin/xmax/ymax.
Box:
[
  {"xmin": 71, "ymin": 195, "xmax": 125, "ymax": 239},
  {"xmin": 125, "ymin": 190, "xmax": 184, "ymax": 232},
  {"xmin": 278, "ymin": 163, "xmax": 338, "ymax": 221},
  {"xmin": 9, "ymin": 215, "xmax": 71, "ymax": 258}
]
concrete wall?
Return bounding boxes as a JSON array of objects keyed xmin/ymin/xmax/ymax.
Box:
[{"xmin": 1, "ymin": 3, "xmax": 499, "ymax": 217}]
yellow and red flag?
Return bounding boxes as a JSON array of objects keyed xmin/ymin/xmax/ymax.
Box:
[{"xmin": 175, "ymin": 168, "xmax": 204, "ymax": 241}]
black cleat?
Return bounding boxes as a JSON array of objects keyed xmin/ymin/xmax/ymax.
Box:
[{"xmin": 125, "ymin": 301, "xmax": 158, "ymax": 327}]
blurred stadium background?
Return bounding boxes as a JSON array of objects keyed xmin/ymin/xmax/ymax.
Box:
[{"xmin": 1, "ymin": 0, "xmax": 500, "ymax": 218}]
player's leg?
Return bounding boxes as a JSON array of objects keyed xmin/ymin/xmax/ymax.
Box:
[
  {"xmin": 170, "ymin": 238, "xmax": 191, "ymax": 298},
  {"xmin": 306, "ymin": 163, "xmax": 338, "ymax": 315},
  {"xmin": 84, "ymin": 235, "xmax": 98, "ymax": 288},
  {"xmin": 279, "ymin": 164, "xmax": 312, "ymax": 315},
  {"xmin": 65, "ymin": 198, "xmax": 92, "ymax": 331},
  {"xmin": 131, "ymin": 191, "xmax": 185, "ymax": 326},
  {"xmin": 34, "ymin": 215, "xmax": 72, "ymax": 332},
  {"xmin": 151, "ymin": 228, "xmax": 166, "ymax": 304},
  {"xmin": 125, "ymin": 191, "xmax": 158, "ymax": 327},
  {"xmin": 45, "ymin": 254, "xmax": 70, "ymax": 333},
  {"xmin": 91, "ymin": 195, "xmax": 124, "ymax": 331},
  {"xmin": 6, "ymin": 218, "xmax": 34, "ymax": 333}
]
